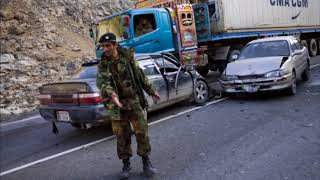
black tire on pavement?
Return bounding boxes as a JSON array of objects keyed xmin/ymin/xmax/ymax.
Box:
[
  {"xmin": 301, "ymin": 61, "xmax": 310, "ymax": 82},
  {"xmin": 308, "ymin": 39, "xmax": 318, "ymax": 57},
  {"xmin": 285, "ymin": 71, "xmax": 297, "ymax": 96},
  {"xmin": 318, "ymin": 39, "xmax": 320, "ymax": 55},
  {"xmin": 193, "ymin": 80, "xmax": 209, "ymax": 105}
]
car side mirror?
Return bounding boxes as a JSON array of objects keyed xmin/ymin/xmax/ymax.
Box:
[{"xmin": 231, "ymin": 54, "xmax": 239, "ymax": 61}]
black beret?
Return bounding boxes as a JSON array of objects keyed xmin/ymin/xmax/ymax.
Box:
[{"xmin": 99, "ymin": 33, "xmax": 117, "ymax": 44}]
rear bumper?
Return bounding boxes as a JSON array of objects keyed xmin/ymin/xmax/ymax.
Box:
[
  {"xmin": 39, "ymin": 104, "xmax": 109, "ymax": 124},
  {"xmin": 219, "ymin": 74, "xmax": 292, "ymax": 93}
]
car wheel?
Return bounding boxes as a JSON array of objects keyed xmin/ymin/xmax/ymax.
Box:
[
  {"xmin": 301, "ymin": 61, "xmax": 310, "ymax": 81},
  {"xmin": 193, "ymin": 80, "xmax": 209, "ymax": 105},
  {"xmin": 285, "ymin": 71, "xmax": 297, "ymax": 96}
]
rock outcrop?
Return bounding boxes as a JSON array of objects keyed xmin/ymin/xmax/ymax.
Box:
[{"xmin": 0, "ymin": 0, "xmax": 134, "ymax": 119}]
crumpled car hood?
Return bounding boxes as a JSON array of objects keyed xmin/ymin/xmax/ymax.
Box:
[{"xmin": 226, "ymin": 56, "xmax": 286, "ymax": 76}]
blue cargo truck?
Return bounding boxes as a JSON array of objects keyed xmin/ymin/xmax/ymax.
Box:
[{"xmin": 91, "ymin": 0, "xmax": 320, "ymax": 76}]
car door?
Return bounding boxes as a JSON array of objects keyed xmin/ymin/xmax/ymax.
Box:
[
  {"xmin": 290, "ymin": 39, "xmax": 306, "ymax": 75},
  {"xmin": 294, "ymin": 39, "xmax": 308, "ymax": 73},
  {"xmin": 137, "ymin": 58, "xmax": 168, "ymax": 111},
  {"xmin": 164, "ymin": 55, "xmax": 194, "ymax": 100},
  {"xmin": 154, "ymin": 55, "xmax": 193, "ymax": 102}
]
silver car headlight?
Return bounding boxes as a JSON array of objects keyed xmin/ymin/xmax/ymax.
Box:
[{"xmin": 264, "ymin": 69, "xmax": 290, "ymax": 78}]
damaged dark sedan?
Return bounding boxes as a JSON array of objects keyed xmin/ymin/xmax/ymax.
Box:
[
  {"xmin": 39, "ymin": 54, "xmax": 209, "ymax": 129},
  {"xmin": 219, "ymin": 36, "xmax": 310, "ymax": 95}
]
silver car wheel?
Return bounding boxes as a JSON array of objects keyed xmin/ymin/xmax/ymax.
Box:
[
  {"xmin": 292, "ymin": 73, "xmax": 297, "ymax": 94},
  {"xmin": 286, "ymin": 72, "xmax": 297, "ymax": 96},
  {"xmin": 194, "ymin": 80, "xmax": 209, "ymax": 105}
]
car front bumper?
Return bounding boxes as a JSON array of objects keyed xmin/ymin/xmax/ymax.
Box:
[
  {"xmin": 219, "ymin": 73, "xmax": 292, "ymax": 93},
  {"xmin": 39, "ymin": 104, "xmax": 109, "ymax": 124}
]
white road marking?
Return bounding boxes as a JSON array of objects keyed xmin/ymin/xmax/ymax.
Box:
[
  {"xmin": 0, "ymin": 97, "xmax": 228, "ymax": 177},
  {"xmin": 149, "ymin": 97, "xmax": 228, "ymax": 126},
  {"xmin": 0, "ymin": 115, "xmax": 41, "ymax": 127},
  {"xmin": 0, "ymin": 136, "xmax": 115, "ymax": 176},
  {"xmin": 311, "ymin": 63, "xmax": 320, "ymax": 69}
]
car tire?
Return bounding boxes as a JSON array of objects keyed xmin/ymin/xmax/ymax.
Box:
[
  {"xmin": 193, "ymin": 80, "xmax": 209, "ymax": 105},
  {"xmin": 285, "ymin": 71, "xmax": 297, "ymax": 96},
  {"xmin": 301, "ymin": 61, "xmax": 310, "ymax": 82},
  {"xmin": 308, "ymin": 39, "xmax": 318, "ymax": 57}
]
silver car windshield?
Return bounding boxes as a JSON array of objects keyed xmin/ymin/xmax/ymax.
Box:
[{"xmin": 239, "ymin": 40, "xmax": 290, "ymax": 59}]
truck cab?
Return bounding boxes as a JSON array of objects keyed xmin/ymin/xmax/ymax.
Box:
[
  {"xmin": 95, "ymin": 8, "xmax": 176, "ymax": 58},
  {"xmin": 93, "ymin": 2, "xmax": 208, "ymax": 69}
]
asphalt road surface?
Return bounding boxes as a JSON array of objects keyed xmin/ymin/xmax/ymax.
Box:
[{"xmin": 0, "ymin": 56, "xmax": 319, "ymax": 180}]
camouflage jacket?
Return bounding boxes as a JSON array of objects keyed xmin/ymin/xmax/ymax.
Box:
[{"xmin": 96, "ymin": 47, "xmax": 156, "ymax": 120}]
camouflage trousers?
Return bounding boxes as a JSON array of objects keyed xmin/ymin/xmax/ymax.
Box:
[{"xmin": 111, "ymin": 106, "xmax": 151, "ymax": 160}]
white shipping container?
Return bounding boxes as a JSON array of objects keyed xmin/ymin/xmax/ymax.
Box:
[{"xmin": 209, "ymin": 0, "xmax": 320, "ymax": 33}]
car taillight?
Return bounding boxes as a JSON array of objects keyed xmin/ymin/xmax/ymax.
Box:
[
  {"xmin": 39, "ymin": 95, "xmax": 51, "ymax": 105},
  {"xmin": 77, "ymin": 93, "xmax": 103, "ymax": 104}
]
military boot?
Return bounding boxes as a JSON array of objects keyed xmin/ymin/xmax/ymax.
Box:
[
  {"xmin": 120, "ymin": 159, "xmax": 131, "ymax": 179},
  {"xmin": 142, "ymin": 156, "xmax": 157, "ymax": 177}
]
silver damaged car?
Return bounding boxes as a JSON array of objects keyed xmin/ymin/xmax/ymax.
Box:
[{"xmin": 219, "ymin": 36, "xmax": 310, "ymax": 95}]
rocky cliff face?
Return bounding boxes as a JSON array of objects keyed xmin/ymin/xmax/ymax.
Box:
[{"xmin": 0, "ymin": 0, "xmax": 134, "ymax": 119}]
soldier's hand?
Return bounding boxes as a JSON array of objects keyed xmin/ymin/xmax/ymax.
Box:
[
  {"xmin": 152, "ymin": 92, "xmax": 161, "ymax": 103},
  {"xmin": 111, "ymin": 93, "xmax": 123, "ymax": 108}
]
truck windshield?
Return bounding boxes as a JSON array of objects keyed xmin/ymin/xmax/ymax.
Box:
[
  {"xmin": 96, "ymin": 15, "xmax": 130, "ymax": 42},
  {"xmin": 239, "ymin": 40, "xmax": 290, "ymax": 59}
]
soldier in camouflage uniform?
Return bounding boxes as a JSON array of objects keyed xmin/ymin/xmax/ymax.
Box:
[{"xmin": 96, "ymin": 33, "xmax": 161, "ymax": 179}]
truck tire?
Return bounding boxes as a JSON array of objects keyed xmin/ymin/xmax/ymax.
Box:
[
  {"xmin": 318, "ymin": 39, "xmax": 320, "ymax": 55},
  {"xmin": 300, "ymin": 40, "xmax": 308, "ymax": 49},
  {"xmin": 308, "ymin": 39, "xmax": 318, "ymax": 57}
]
